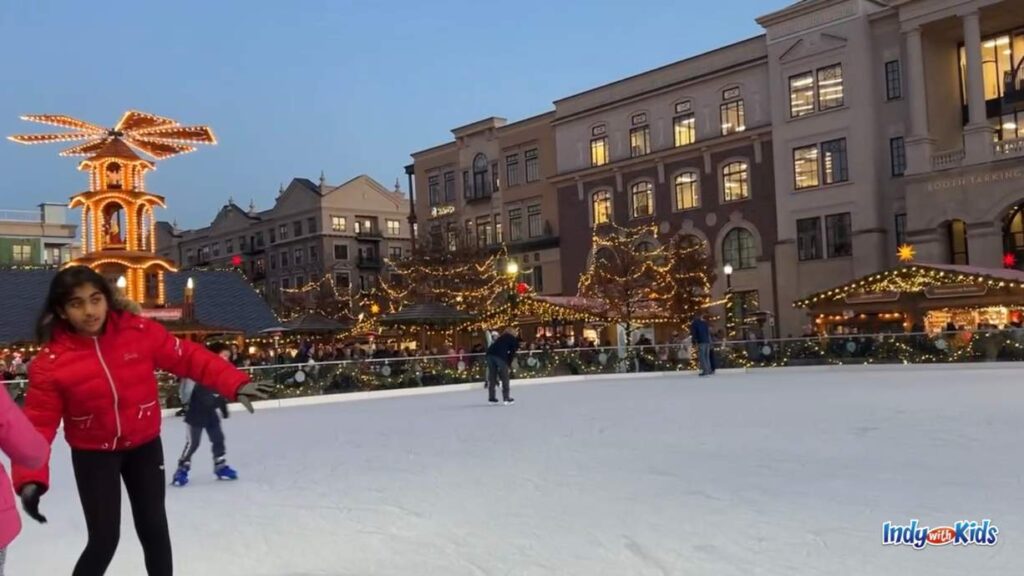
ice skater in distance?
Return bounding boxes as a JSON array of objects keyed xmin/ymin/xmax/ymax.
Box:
[{"xmin": 486, "ymin": 327, "xmax": 520, "ymax": 405}]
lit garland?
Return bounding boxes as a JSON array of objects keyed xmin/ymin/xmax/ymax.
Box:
[{"xmin": 794, "ymin": 264, "xmax": 1024, "ymax": 308}]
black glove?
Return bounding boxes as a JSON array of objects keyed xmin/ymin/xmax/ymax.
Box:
[
  {"xmin": 174, "ymin": 405, "xmax": 187, "ymax": 417},
  {"xmin": 218, "ymin": 399, "xmax": 229, "ymax": 419},
  {"xmin": 236, "ymin": 381, "xmax": 274, "ymax": 414},
  {"xmin": 19, "ymin": 483, "xmax": 46, "ymax": 524}
]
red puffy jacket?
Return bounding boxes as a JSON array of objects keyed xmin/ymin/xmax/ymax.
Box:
[{"xmin": 13, "ymin": 310, "xmax": 250, "ymax": 491}]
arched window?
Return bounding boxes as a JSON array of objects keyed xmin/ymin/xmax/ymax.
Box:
[
  {"xmin": 949, "ymin": 219, "xmax": 968, "ymax": 265},
  {"xmin": 722, "ymin": 161, "xmax": 750, "ymax": 202},
  {"xmin": 630, "ymin": 181, "xmax": 654, "ymax": 219},
  {"xmin": 472, "ymin": 153, "xmax": 489, "ymax": 197},
  {"xmin": 674, "ymin": 171, "xmax": 700, "ymax": 210},
  {"xmin": 723, "ymin": 228, "xmax": 756, "ymax": 269},
  {"xmin": 1004, "ymin": 207, "xmax": 1024, "ymax": 269},
  {"xmin": 679, "ymin": 234, "xmax": 704, "ymax": 253},
  {"xmin": 591, "ymin": 190, "xmax": 612, "ymax": 226}
]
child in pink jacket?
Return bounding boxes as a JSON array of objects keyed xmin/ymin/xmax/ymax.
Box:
[{"xmin": 0, "ymin": 386, "xmax": 48, "ymax": 575}]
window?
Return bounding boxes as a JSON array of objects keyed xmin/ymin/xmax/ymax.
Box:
[
  {"xmin": 674, "ymin": 101, "xmax": 692, "ymax": 114},
  {"xmin": 186, "ymin": 249, "xmax": 195, "ymax": 266},
  {"xmin": 390, "ymin": 246, "xmax": 403, "ymax": 259},
  {"xmin": 817, "ymin": 64, "xmax": 844, "ymax": 110},
  {"xmin": 532, "ymin": 266, "xmax": 544, "ymax": 293},
  {"xmin": 269, "ymin": 227, "xmax": 277, "ymax": 243},
  {"xmin": 309, "ymin": 245, "xmax": 319, "ymax": 262},
  {"xmin": 885, "ymin": 60, "xmax": 902, "ymax": 100},
  {"xmin": 720, "ymin": 100, "xmax": 745, "ymax": 135},
  {"xmin": 821, "ymin": 139, "xmax": 848, "ymax": 184},
  {"xmin": 428, "ymin": 175, "xmax": 440, "ymax": 205},
  {"xmin": 255, "ymin": 231, "xmax": 264, "ymax": 247},
  {"xmin": 674, "ymin": 171, "xmax": 700, "ymax": 210},
  {"xmin": 294, "ymin": 247, "xmax": 303, "ymax": 266},
  {"xmin": 525, "ymin": 149, "xmax": 540, "ymax": 182},
  {"xmin": 491, "ymin": 161, "xmax": 500, "ymax": 193},
  {"xmin": 281, "ymin": 278, "xmax": 291, "ymax": 290},
  {"xmin": 334, "ymin": 244, "xmax": 349, "ymax": 260},
  {"xmin": 269, "ymin": 253, "xmax": 277, "ymax": 270},
  {"xmin": 591, "ymin": 137, "xmax": 609, "ymax": 167},
  {"xmin": 890, "ymin": 137, "xmax": 906, "ymax": 177},
  {"xmin": 307, "ymin": 217, "xmax": 317, "ymax": 234},
  {"xmin": 472, "ymin": 154, "xmax": 489, "ymax": 199},
  {"xmin": 11, "ymin": 244, "xmax": 31, "ymax": 264},
  {"xmin": 630, "ymin": 182, "xmax": 654, "ymax": 218},
  {"xmin": 509, "ymin": 208, "xmax": 523, "ymax": 241},
  {"xmin": 793, "ymin": 145, "xmax": 820, "ymax": 189},
  {"xmin": 895, "ymin": 213, "xmax": 907, "ymax": 247},
  {"xmin": 826, "ymin": 213, "xmax": 852, "ymax": 258},
  {"xmin": 949, "ymin": 220, "xmax": 969, "ymax": 265},
  {"xmin": 629, "ymin": 126, "xmax": 651, "ymax": 157},
  {"xmin": 797, "ymin": 217, "xmax": 822, "ymax": 261},
  {"xmin": 212, "ymin": 242, "xmax": 220, "ymax": 257},
  {"xmin": 238, "ymin": 235, "xmax": 247, "ymax": 251},
  {"xmin": 592, "ymin": 190, "xmax": 612, "ymax": 225},
  {"xmin": 789, "ymin": 72, "xmax": 815, "ymax": 117},
  {"xmin": 331, "ymin": 216, "xmax": 347, "ymax": 232},
  {"xmin": 443, "ymin": 171, "xmax": 455, "ymax": 202},
  {"xmin": 293, "ymin": 221, "xmax": 303, "ymax": 237},
  {"xmin": 527, "ymin": 204, "xmax": 543, "ymax": 238},
  {"xmin": 723, "ymin": 228, "xmax": 756, "ymax": 269},
  {"xmin": 673, "ymin": 114, "xmax": 695, "ymax": 147},
  {"xmin": 506, "ymin": 155, "xmax": 520, "ymax": 186},
  {"xmin": 279, "ymin": 224, "xmax": 289, "ymax": 241},
  {"xmin": 295, "ymin": 275, "xmax": 305, "ymax": 288},
  {"xmin": 631, "ymin": 112, "xmax": 647, "ymax": 125},
  {"xmin": 476, "ymin": 216, "xmax": 493, "ymax": 248},
  {"xmin": 225, "ymin": 240, "xmax": 234, "ymax": 254},
  {"xmin": 280, "ymin": 250, "xmax": 289, "ymax": 267},
  {"xmin": 722, "ymin": 161, "xmax": 750, "ymax": 202},
  {"xmin": 386, "ymin": 219, "xmax": 400, "ymax": 236},
  {"xmin": 334, "ymin": 273, "xmax": 350, "ymax": 289}
]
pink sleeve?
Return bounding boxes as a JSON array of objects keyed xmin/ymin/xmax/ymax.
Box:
[{"xmin": 0, "ymin": 390, "xmax": 49, "ymax": 471}]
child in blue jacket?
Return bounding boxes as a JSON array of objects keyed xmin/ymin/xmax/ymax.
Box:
[{"xmin": 172, "ymin": 342, "xmax": 238, "ymax": 486}]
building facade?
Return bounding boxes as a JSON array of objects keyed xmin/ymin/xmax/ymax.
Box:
[
  {"xmin": 410, "ymin": 113, "xmax": 562, "ymax": 294},
  {"xmin": 159, "ymin": 175, "xmax": 412, "ymax": 306},
  {"xmin": 758, "ymin": 0, "xmax": 1024, "ymax": 334},
  {"xmin": 551, "ymin": 36, "xmax": 780, "ymax": 338},
  {"xmin": 0, "ymin": 203, "xmax": 78, "ymax": 266}
]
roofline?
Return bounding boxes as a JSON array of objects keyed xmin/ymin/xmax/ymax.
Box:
[
  {"xmin": 451, "ymin": 116, "xmax": 507, "ymax": 137},
  {"xmin": 553, "ymin": 34, "xmax": 766, "ymax": 106},
  {"xmin": 410, "ymin": 110, "xmax": 555, "ymax": 160},
  {"xmin": 497, "ymin": 110, "xmax": 556, "ymax": 132}
]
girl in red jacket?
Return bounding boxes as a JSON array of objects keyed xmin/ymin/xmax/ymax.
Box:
[{"xmin": 13, "ymin": 266, "xmax": 271, "ymax": 576}]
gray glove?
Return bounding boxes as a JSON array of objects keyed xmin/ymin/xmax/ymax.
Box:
[{"xmin": 236, "ymin": 381, "xmax": 274, "ymax": 413}]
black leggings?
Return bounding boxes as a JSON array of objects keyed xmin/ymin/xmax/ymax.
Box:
[{"xmin": 71, "ymin": 438, "xmax": 172, "ymax": 576}]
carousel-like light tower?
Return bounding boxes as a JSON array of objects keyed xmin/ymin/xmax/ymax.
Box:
[{"xmin": 9, "ymin": 111, "xmax": 216, "ymax": 305}]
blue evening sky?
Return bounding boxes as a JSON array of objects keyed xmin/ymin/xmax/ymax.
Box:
[{"xmin": 0, "ymin": 0, "xmax": 780, "ymax": 228}]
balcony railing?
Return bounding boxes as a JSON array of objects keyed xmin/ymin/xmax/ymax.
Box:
[
  {"xmin": 357, "ymin": 255, "xmax": 382, "ymax": 269},
  {"xmin": 931, "ymin": 148, "xmax": 965, "ymax": 170},
  {"xmin": 356, "ymin": 228, "xmax": 382, "ymax": 239},
  {"xmin": 995, "ymin": 137, "xmax": 1024, "ymax": 159},
  {"xmin": 0, "ymin": 210, "xmax": 41, "ymax": 223},
  {"xmin": 464, "ymin": 182, "xmax": 492, "ymax": 202}
]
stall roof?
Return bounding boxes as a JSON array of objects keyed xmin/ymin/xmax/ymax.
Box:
[{"xmin": 794, "ymin": 264, "xmax": 1024, "ymax": 309}]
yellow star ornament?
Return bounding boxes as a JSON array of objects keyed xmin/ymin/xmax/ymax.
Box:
[{"xmin": 897, "ymin": 244, "xmax": 916, "ymax": 263}]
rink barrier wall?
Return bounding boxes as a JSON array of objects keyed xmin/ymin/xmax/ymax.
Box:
[{"xmin": 159, "ymin": 360, "xmax": 1024, "ymax": 417}]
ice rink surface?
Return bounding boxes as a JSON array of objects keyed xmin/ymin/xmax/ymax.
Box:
[{"xmin": 10, "ymin": 365, "xmax": 1023, "ymax": 575}]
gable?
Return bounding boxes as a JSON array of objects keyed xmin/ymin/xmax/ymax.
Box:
[{"xmin": 778, "ymin": 32, "xmax": 848, "ymax": 63}]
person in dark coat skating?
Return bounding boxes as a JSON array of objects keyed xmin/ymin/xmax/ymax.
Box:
[
  {"xmin": 172, "ymin": 342, "xmax": 239, "ymax": 486},
  {"xmin": 486, "ymin": 327, "xmax": 519, "ymax": 405}
]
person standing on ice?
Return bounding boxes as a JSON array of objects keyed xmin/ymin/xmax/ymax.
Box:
[
  {"xmin": 486, "ymin": 327, "xmax": 519, "ymax": 405},
  {"xmin": 691, "ymin": 313, "xmax": 713, "ymax": 376},
  {"xmin": 0, "ymin": 375, "xmax": 48, "ymax": 575},
  {"xmin": 171, "ymin": 342, "xmax": 240, "ymax": 487},
  {"xmin": 12, "ymin": 266, "xmax": 273, "ymax": 576}
]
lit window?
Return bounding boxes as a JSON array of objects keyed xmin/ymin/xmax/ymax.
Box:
[
  {"xmin": 592, "ymin": 190, "xmax": 612, "ymax": 225},
  {"xmin": 630, "ymin": 182, "xmax": 654, "ymax": 218},
  {"xmin": 793, "ymin": 145, "xmax": 820, "ymax": 189},
  {"xmin": 386, "ymin": 219, "xmax": 401, "ymax": 236},
  {"xmin": 817, "ymin": 64, "xmax": 844, "ymax": 110},
  {"xmin": 720, "ymin": 100, "xmax": 745, "ymax": 135},
  {"xmin": 11, "ymin": 244, "xmax": 31, "ymax": 264},
  {"xmin": 591, "ymin": 137, "xmax": 609, "ymax": 167},
  {"xmin": 629, "ymin": 126, "xmax": 651, "ymax": 157},
  {"xmin": 674, "ymin": 171, "xmax": 700, "ymax": 210},
  {"xmin": 722, "ymin": 162, "xmax": 750, "ymax": 201},
  {"xmin": 789, "ymin": 72, "xmax": 815, "ymax": 117},
  {"xmin": 331, "ymin": 216, "xmax": 346, "ymax": 232},
  {"xmin": 674, "ymin": 114, "xmax": 695, "ymax": 147}
]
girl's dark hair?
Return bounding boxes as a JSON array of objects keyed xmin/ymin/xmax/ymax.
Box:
[{"xmin": 37, "ymin": 266, "xmax": 126, "ymax": 342}]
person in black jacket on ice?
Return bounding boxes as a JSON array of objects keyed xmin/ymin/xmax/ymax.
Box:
[
  {"xmin": 486, "ymin": 327, "xmax": 519, "ymax": 405},
  {"xmin": 172, "ymin": 342, "xmax": 239, "ymax": 486}
]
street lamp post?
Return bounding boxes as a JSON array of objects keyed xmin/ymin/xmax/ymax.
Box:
[{"xmin": 723, "ymin": 263, "xmax": 734, "ymax": 340}]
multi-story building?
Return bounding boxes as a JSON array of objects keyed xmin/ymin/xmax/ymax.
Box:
[
  {"xmin": 758, "ymin": 0, "xmax": 1024, "ymax": 334},
  {"xmin": 159, "ymin": 174, "xmax": 411, "ymax": 305},
  {"xmin": 410, "ymin": 113, "xmax": 562, "ymax": 295},
  {"xmin": 551, "ymin": 36, "xmax": 779, "ymax": 337},
  {"xmin": 0, "ymin": 203, "xmax": 78, "ymax": 265}
]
